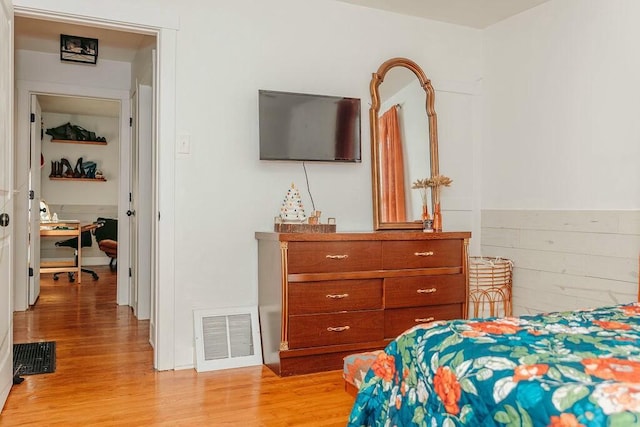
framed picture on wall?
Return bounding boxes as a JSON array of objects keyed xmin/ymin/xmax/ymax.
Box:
[{"xmin": 60, "ymin": 34, "xmax": 98, "ymax": 65}]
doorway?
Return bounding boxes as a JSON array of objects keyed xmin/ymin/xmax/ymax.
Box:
[
  {"xmin": 13, "ymin": 16, "xmax": 157, "ymax": 365},
  {"xmin": 11, "ymin": 0, "xmax": 178, "ymax": 371},
  {"xmin": 31, "ymin": 94, "xmax": 122, "ymax": 307}
]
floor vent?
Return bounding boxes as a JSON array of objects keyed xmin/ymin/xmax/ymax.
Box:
[{"xmin": 193, "ymin": 306, "xmax": 262, "ymax": 372}]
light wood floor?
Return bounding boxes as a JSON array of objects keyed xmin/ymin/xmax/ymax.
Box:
[{"xmin": 1, "ymin": 266, "xmax": 354, "ymax": 426}]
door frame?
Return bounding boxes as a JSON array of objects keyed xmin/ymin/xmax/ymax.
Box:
[{"xmin": 12, "ymin": 1, "xmax": 178, "ymax": 370}]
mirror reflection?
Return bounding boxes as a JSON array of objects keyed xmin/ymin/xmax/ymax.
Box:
[
  {"xmin": 370, "ymin": 58, "xmax": 439, "ymax": 231},
  {"xmin": 378, "ymin": 67, "xmax": 431, "ymax": 223}
]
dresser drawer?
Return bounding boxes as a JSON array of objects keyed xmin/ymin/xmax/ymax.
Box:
[
  {"xmin": 385, "ymin": 274, "xmax": 465, "ymax": 309},
  {"xmin": 287, "ymin": 241, "xmax": 381, "ymax": 274},
  {"xmin": 384, "ymin": 304, "xmax": 462, "ymax": 339},
  {"xmin": 288, "ymin": 310, "xmax": 384, "ymax": 349},
  {"xmin": 382, "ymin": 240, "xmax": 462, "ymax": 270},
  {"xmin": 289, "ymin": 279, "xmax": 382, "ymax": 315}
]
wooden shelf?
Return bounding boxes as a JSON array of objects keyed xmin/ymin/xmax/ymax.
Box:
[
  {"xmin": 49, "ymin": 177, "xmax": 106, "ymax": 182},
  {"xmin": 51, "ymin": 139, "xmax": 107, "ymax": 145}
]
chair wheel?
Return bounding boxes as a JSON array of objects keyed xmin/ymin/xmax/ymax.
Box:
[
  {"xmin": 92, "ymin": 274, "xmax": 99, "ymax": 280},
  {"xmin": 53, "ymin": 275, "xmax": 59, "ymax": 281}
]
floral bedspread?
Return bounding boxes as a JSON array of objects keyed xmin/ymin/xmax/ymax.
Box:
[{"xmin": 348, "ymin": 303, "xmax": 640, "ymax": 427}]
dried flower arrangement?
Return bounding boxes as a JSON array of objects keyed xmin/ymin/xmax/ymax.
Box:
[
  {"xmin": 426, "ymin": 174, "xmax": 453, "ymax": 205},
  {"xmin": 411, "ymin": 178, "xmax": 431, "ymax": 207}
]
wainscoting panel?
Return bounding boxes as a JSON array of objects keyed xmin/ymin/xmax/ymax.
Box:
[{"xmin": 481, "ymin": 210, "xmax": 640, "ymax": 315}]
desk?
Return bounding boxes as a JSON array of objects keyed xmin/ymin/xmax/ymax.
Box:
[{"xmin": 40, "ymin": 221, "xmax": 98, "ymax": 284}]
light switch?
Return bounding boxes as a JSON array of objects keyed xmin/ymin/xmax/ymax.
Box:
[{"xmin": 177, "ymin": 133, "xmax": 191, "ymax": 154}]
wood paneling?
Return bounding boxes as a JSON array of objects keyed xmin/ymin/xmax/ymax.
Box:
[
  {"xmin": 481, "ymin": 210, "xmax": 640, "ymax": 316},
  {"xmin": 3, "ymin": 266, "xmax": 354, "ymax": 425}
]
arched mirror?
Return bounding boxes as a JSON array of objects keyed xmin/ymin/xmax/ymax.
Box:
[{"xmin": 370, "ymin": 57, "xmax": 439, "ymax": 231}]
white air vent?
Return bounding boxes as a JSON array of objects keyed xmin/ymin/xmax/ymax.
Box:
[{"xmin": 193, "ymin": 306, "xmax": 262, "ymax": 372}]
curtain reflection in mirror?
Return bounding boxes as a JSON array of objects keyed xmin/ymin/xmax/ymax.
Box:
[{"xmin": 379, "ymin": 105, "xmax": 406, "ymax": 222}]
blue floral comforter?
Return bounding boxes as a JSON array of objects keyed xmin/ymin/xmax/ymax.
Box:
[{"xmin": 348, "ymin": 303, "xmax": 640, "ymax": 426}]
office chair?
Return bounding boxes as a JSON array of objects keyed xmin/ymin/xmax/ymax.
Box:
[
  {"xmin": 53, "ymin": 229, "xmax": 99, "ymax": 282},
  {"xmin": 94, "ymin": 217, "xmax": 118, "ymax": 271}
]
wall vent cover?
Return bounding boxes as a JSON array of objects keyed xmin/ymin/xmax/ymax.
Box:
[{"xmin": 193, "ymin": 306, "xmax": 262, "ymax": 372}]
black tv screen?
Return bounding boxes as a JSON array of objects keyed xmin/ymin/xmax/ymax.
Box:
[{"xmin": 258, "ymin": 90, "xmax": 361, "ymax": 162}]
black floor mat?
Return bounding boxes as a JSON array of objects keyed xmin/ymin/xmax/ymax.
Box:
[{"xmin": 13, "ymin": 341, "xmax": 56, "ymax": 375}]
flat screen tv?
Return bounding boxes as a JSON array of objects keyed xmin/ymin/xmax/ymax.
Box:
[{"xmin": 258, "ymin": 90, "xmax": 361, "ymax": 162}]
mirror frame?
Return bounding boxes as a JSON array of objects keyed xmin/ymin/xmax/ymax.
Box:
[{"xmin": 370, "ymin": 57, "xmax": 440, "ymax": 231}]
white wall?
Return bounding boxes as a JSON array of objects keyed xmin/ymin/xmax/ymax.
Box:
[
  {"xmin": 482, "ymin": 0, "xmax": 640, "ymax": 314},
  {"xmin": 483, "ymin": 0, "xmax": 640, "ymax": 209},
  {"xmin": 169, "ymin": 0, "xmax": 482, "ymax": 367},
  {"xmin": 16, "ymin": 50, "xmax": 131, "ymax": 91}
]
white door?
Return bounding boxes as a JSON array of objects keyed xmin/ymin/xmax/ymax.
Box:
[
  {"xmin": 28, "ymin": 94, "xmax": 41, "ymax": 305},
  {"xmin": 129, "ymin": 91, "xmax": 139, "ymax": 316},
  {"xmin": 129, "ymin": 84, "xmax": 152, "ymax": 321},
  {"xmin": 0, "ymin": 0, "xmax": 14, "ymax": 412}
]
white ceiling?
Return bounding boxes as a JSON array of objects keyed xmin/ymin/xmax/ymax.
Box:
[{"xmin": 336, "ymin": 0, "xmax": 550, "ymax": 28}]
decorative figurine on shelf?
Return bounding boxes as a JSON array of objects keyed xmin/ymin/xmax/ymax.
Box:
[
  {"xmin": 308, "ymin": 210, "xmax": 322, "ymax": 225},
  {"xmin": 279, "ymin": 183, "xmax": 306, "ymax": 223},
  {"xmin": 426, "ymin": 174, "xmax": 453, "ymax": 232}
]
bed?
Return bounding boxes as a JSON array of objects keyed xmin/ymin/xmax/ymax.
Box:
[{"xmin": 348, "ymin": 303, "xmax": 640, "ymax": 426}]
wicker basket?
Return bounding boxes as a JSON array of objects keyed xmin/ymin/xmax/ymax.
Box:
[{"xmin": 469, "ymin": 256, "xmax": 513, "ymax": 318}]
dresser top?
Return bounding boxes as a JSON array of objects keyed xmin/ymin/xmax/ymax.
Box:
[{"xmin": 255, "ymin": 231, "xmax": 471, "ymax": 242}]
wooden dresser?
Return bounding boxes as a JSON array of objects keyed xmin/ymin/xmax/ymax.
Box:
[{"xmin": 256, "ymin": 231, "xmax": 471, "ymax": 376}]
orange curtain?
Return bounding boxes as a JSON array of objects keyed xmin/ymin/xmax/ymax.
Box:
[{"xmin": 379, "ymin": 105, "xmax": 406, "ymax": 222}]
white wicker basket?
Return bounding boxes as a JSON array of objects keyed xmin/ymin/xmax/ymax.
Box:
[{"xmin": 468, "ymin": 257, "xmax": 513, "ymax": 318}]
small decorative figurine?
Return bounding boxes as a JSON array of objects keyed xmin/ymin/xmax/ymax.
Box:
[{"xmin": 279, "ymin": 183, "xmax": 306, "ymax": 223}]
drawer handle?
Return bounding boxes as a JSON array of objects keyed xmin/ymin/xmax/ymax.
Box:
[
  {"xmin": 327, "ymin": 326, "xmax": 351, "ymax": 332},
  {"xmin": 414, "ymin": 251, "xmax": 434, "ymax": 257},
  {"xmin": 326, "ymin": 293, "xmax": 349, "ymax": 299},
  {"xmin": 415, "ymin": 317, "xmax": 435, "ymax": 323},
  {"xmin": 417, "ymin": 288, "xmax": 437, "ymax": 294},
  {"xmin": 326, "ymin": 254, "xmax": 349, "ymax": 260}
]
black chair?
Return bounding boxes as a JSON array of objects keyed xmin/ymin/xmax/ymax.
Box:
[
  {"xmin": 53, "ymin": 229, "xmax": 99, "ymax": 282},
  {"xmin": 94, "ymin": 217, "xmax": 118, "ymax": 271}
]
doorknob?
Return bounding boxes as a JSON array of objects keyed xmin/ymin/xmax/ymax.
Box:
[
  {"xmin": 0, "ymin": 213, "xmax": 9, "ymax": 227},
  {"xmin": 126, "ymin": 210, "xmax": 136, "ymax": 217}
]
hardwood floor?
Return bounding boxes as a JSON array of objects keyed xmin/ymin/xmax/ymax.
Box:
[{"xmin": 1, "ymin": 266, "xmax": 354, "ymax": 426}]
